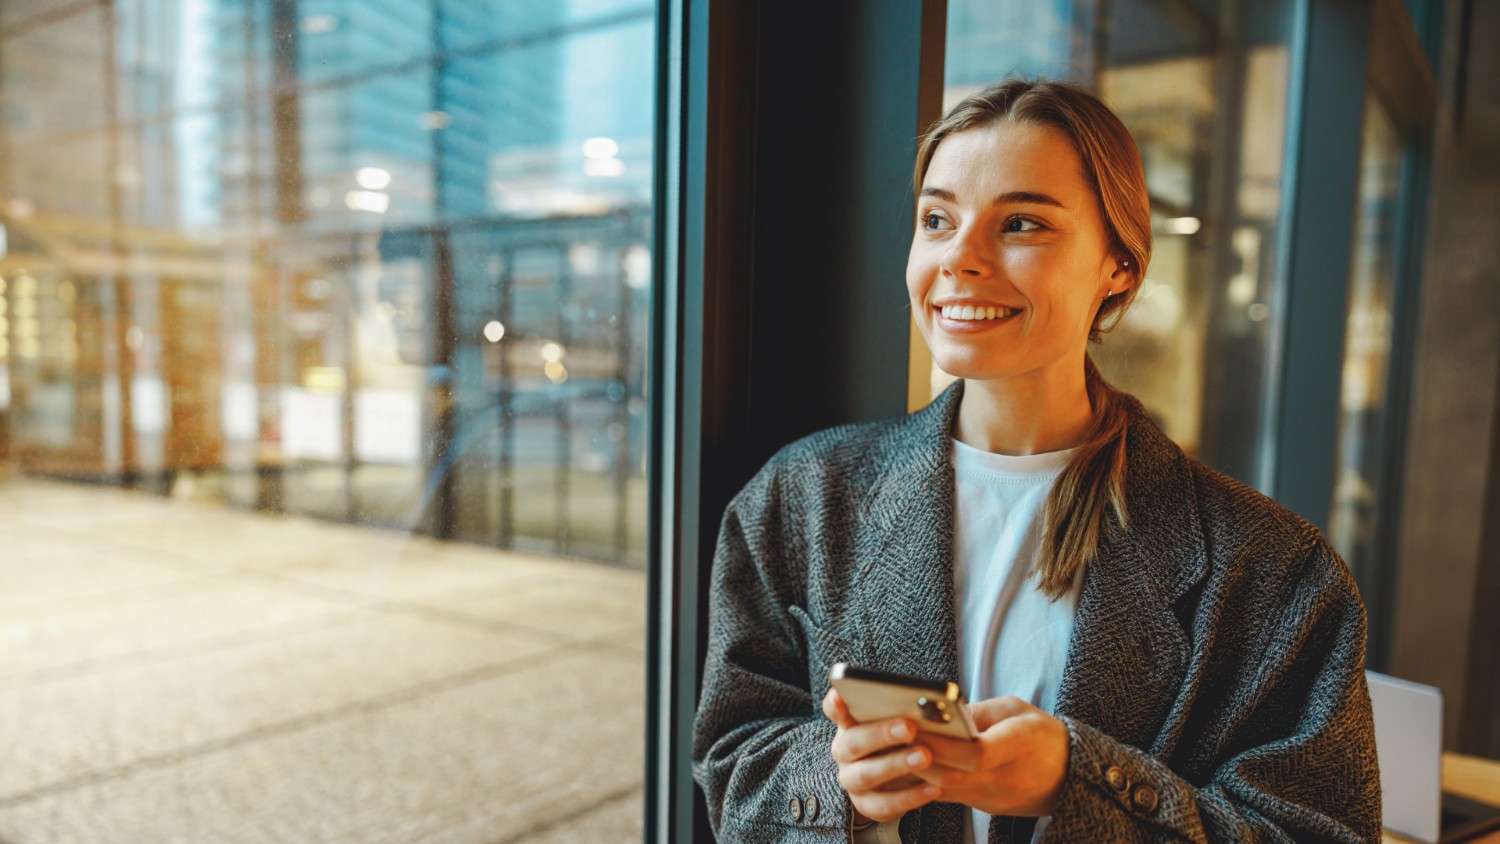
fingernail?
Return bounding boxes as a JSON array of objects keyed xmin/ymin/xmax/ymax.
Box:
[
  {"xmin": 906, "ymin": 750, "xmax": 924, "ymax": 766},
  {"xmin": 924, "ymin": 785, "xmax": 940, "ymax": 797},
  {"xmin": 892, "ymin": 721, "xmax": 910, "ymax": 739}
]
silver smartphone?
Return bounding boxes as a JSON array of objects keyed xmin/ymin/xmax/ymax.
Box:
[{"xmin": 828, "ymin": 662, "xmax": 979, "ymax": 741}]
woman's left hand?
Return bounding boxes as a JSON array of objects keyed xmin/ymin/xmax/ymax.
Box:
[{"xmin": 905, "ymin": 695, "xmax": 1070, "ymax": 817}]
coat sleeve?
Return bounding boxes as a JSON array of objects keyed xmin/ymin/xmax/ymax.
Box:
[
  {"xmin": 1039, "ymin": 534, "xmax": 1382, "ymax": 843},
  {"xmin": 690, "ymin": 458, "xmax": 854, "ymax": 841}
]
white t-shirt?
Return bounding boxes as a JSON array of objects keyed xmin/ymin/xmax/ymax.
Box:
[{"xmin": 853, "ymin": 436, "xmax": 1084, "ymax": 844}]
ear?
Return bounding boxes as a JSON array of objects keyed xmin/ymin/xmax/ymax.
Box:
[{"xmin": 1101, "ymin": 255, "xmax": 1135, "ymax": 299}]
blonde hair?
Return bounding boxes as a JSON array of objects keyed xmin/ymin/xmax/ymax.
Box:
[{"xmin": 912, "ymin": 77, "xmax": 1151, "ymax": 599}]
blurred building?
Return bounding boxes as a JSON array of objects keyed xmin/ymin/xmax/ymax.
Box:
[{"xmin": 0, "ymin": 0, "xmax": 654, "ymax": 564}]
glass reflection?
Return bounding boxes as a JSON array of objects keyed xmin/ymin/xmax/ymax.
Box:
[
  {"xmin": 1328, "ymin": 93, "xmax": 1403, "ymax": 598},
  {"xmin": 0, "ymin": 0, "xmax": 653, "ymax": 562}
]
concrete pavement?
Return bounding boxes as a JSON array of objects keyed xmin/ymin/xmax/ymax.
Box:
[{"xmin": 0, "ymin": 479, "xmax": 646, "ymax": 843}]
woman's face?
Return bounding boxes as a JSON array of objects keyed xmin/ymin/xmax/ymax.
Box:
[{"xmin": 906, "ymin": 118, "xmax": 1126, "ymax": 382}]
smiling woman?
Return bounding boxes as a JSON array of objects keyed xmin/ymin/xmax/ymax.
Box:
[{"xmin": 691, "ymin": 76, "xmax": 1380, "ymax": 844}]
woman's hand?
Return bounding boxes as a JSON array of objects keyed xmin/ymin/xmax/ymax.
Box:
[
  {"xmin": 821, "ymin": 688, "xmax": 944, "ymax": 824},
  {"xmin": 905, "ymin": 695, "xmax": 1070, "ymax": 817}
]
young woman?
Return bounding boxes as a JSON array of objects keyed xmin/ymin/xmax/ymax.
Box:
[{"xmin": 691, "ymin": 78, "xmax": 1380, "ymax": 843}]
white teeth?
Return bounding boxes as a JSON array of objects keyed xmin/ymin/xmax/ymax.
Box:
[{"xmin": 940, "ymin": 304, "xmax": 1017, "ymax": 321}]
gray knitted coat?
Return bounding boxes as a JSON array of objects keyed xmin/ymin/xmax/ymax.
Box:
[{"xmin": 691, "ymin": 377, "xmax": 1381, "ymax": 842}]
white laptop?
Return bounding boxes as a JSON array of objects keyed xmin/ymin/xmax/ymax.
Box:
[{"xmin": 1367, "ymin": 670, "xmax": 1443, "ymax": 841}]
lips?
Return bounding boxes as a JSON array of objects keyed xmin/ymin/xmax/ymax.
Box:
[
  {"xmin": 931, "ymin": 302, "xmax": 1022, "ymax": 311},
  {"xmin": 933, "ymin": 305, "xmax": 1022, "ymax": 333}
]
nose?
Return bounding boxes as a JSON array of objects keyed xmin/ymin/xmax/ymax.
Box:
[{"xmin": 939, "ymin": 224, "xmax": 993, "ymax": 278}]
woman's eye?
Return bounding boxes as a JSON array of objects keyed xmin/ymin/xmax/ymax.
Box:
[{"xmin": 922, "ymin": 212, "xmax": 1040, "ymax": 233}]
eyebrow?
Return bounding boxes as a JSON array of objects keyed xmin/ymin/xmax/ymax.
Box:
[{"xmin": 919, "ymin": 187, "xmax": 1066, "ymax": 209}]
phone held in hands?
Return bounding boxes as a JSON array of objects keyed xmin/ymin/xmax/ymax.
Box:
[{"xmin": 828, "ymin": 662, "xmax": 980, "ymax": 741}]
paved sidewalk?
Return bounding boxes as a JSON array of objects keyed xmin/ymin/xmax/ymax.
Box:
[{"xmin": 0, "ymin": 479, "xmax": 646, "ymax": 843}]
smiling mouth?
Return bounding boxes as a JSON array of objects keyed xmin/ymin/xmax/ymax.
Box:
[{"xmin": 933, "ymin": 305, "xmax": 1023, "ymax": 328}]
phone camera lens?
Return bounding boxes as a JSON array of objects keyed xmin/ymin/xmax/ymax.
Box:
[{"xmin": 915, "ymin": 695, "xmax": 953, "ymax": 724}]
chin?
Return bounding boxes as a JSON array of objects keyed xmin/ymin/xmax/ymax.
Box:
[{"xmin": 932, "ymin": 354, "xmax": 1020, "ymax": 381}]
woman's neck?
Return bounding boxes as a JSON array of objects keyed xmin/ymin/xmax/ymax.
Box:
[{"xmin": 951, "ymin": 367, "xmax": 1095, "ymax": 456}]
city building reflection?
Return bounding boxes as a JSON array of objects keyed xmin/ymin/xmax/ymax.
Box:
[{"xmin": 0, "ymin": 0, "xmax": 654, "ymax": 565}]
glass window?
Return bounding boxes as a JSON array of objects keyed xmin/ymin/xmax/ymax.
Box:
[
  {"xmin": 0, "ymin": 1, "xmax": 653, "ymax": 838},
  {"xmin": 936, "ymin": 0, "xmax": 1297, "ymax": 485},
  {"xmin": 1328, "ymin": 93, "xmax": 1403, "ymax": 593}
]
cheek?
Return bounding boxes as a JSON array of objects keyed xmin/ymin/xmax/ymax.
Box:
[
  {"xmin": 905, "ymin": 248, "xmax": 934, "ymax": 299},
  {"xmin": 1003, "ymin": 248, "xmax": 1093, "ymax": 303},
  {"xmin": 999, "ymin": 249, "xmax": 1056, "ymax": 302}
]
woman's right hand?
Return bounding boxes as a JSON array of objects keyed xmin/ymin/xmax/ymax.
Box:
[{"xmin": 821, "ymin": 687, "xmax": 944, "ymax": 824}]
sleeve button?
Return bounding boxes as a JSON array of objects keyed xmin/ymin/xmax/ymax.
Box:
[
  {"xmin": 1131, "ymin": 783, "xmax": 1159, "ymax": 813},
  {"xmin": 789, "ymin": 795, "xmax": 804, "ymax": 822},
  {"xmin": 1104, "ymin": 765, "xmax": 1129, "ymax": 793},
  {"xmin": 805, "ymin": 794, "xmax": 820, "ymax": 821}
]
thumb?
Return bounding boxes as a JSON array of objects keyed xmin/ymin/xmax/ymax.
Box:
[
  {"xmin": 823, "ymin": 687, "xmax": 857, "ymax": 729},
  {"xmin": 965, "ymin": 695, "xmax": 1031, "ymax": 732}
]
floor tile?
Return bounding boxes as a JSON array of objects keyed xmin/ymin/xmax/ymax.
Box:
[
  {"xmin": 0, "ymin": 649, "xmax": 643, "ymax": 844},
  {"xmin": 0, "ymin": 611, "xmax": 556, "ymax": 800}
]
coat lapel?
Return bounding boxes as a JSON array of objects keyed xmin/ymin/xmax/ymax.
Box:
[{"xmin": 849, "ymin": 377, "xmax": 1208, "ymax": 842}]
